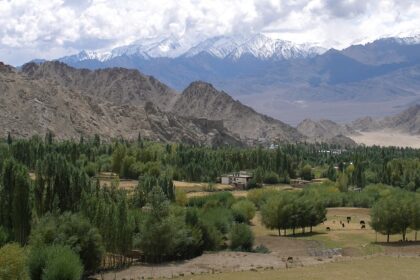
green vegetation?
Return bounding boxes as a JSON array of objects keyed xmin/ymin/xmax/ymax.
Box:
[
  {"xmin": 1, "ymin": 135, "xmax": 420, "ymax": 276},
  {"xmin": 260, "ymin": 191, "xmax": 326, "ymax": 235},
  {"xmin": 0, "ymin": 243, "xmax": 28, "ymax": 280},
  {"xmin": 28, "ymin": 245, "xmax": 83, "ymax": 280},
  {"xmin": 371, "ymin": 191, "xmax": 420, "ymax": 242}
]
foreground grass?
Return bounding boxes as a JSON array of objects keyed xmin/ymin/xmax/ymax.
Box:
[{"xmin": 178, "ymin": 256, "xmax": 420, "ymax": 280}]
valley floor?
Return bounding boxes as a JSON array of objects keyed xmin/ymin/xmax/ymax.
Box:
[
  {"xmin": 350, "ymin": 131, "xmax": 420, "ymax": 149},
  {"xmin": 96, "ymin": 207, "xmax": 420, "ymax": 280}
]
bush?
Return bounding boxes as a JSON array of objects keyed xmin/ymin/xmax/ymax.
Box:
[
  {"xmin": 0, "ymin": 243, "xmax": 28, "ymax": 280},
  {"xmin": 84, "ymin": 162, "xmax": 98, "ymax": 177},
  {"xmin": 231, "ymin": 200, "xmax": 256, "ymax": 223},
  {"xmin": 35, "ymin": 245, "xmax": 83, "ymax": 280},
  {"xmin": 28, "ymin": 246, "xmax": 47, "ymax": 280},
  {"xmin": 263, "ymin": 171, "xmax": 280, "ymax": 184},
  {"xmin": 29, "ymin": 212, "xmax": 104, "ymax": 272},
  {"xmin": 247, "ymin": 188, "xmax": 280, "ymax": 208},
  {"xmin": 229, "ymin": 223, "xmax": 254, "ymax": 251},
  {"xmin": 245, "ymin": 178, "xmax": 260, "ymax": 190},
  {"xmin": 300, "ymin": 164, "xmax": 313, "ymax": 181},
  {"xmin": 188, "ymin": 192, "xmax": 235, "ymax": 209}
]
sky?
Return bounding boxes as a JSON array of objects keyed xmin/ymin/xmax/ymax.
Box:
[{"xmin": 1, "ymin": 0, "xmax": 420, "ymax": 65}]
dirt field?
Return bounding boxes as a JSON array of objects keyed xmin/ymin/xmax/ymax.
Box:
[
  {"xmin": 176, "ymin": 256, "xmax": 420, "ymax": 280},
  {"xmin": 350, "ymin": 131, "xmax": 420, "ymax": 148},
  {"xmin": 95, "ymin": 207, "xmax": 420, "ymax": 280}
]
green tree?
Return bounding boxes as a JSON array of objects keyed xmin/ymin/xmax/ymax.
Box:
[
  {"xmin": 300, "ymin": 164, "xmax": 313, "ymax": 181},
  {"xmin": 411, "ymin": 196, "xmax": 420, "ymax": 241},
  {"xmin": 261, "ymin": 193, "xmax": 294, "ymax": 236},
  {"xmin": 29, "ymin": 212, "xmax": 104, "ymax": 272},
  {"xmin": 0, "ymin": 160, "xmax": 31, "ymax": 245}
]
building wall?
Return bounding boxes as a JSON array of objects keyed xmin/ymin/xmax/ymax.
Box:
[{"xmin": 221, "ymin": 177, "xmax": 230, "ymax": 184}]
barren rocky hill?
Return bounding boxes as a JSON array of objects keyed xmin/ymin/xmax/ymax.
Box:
[
  {"xmin": 0, "ymin": 61, "xmax": 242, "ymax": 146},
  {"xmin": 172, "ymin": 81, "xmax": 303, "ymax": 144},
  {"xmin": 297, "ymin": 119, "xmax": 357, "ymax": 145},
  {"xmin": 0, "ymin": 61, "xmax": 309, "ymax": 146},
  {"xmin": 351, "ymin": 104, "xmax": 420, "ymax": 134},
  {"xmin": 297, "ymin": 104, "xmax": 420, "ymax": 146}
]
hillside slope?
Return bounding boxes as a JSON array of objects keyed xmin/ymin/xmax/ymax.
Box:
[{"xmin": 1, "ymin": 61, "xmax": 308, "ymax": 145}]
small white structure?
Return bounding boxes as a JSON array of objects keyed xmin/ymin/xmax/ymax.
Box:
[{"xmin": 221, "ymin": 171, "xmax": 253, "ymax": 189}]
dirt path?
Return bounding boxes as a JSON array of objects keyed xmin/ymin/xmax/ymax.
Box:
[{"xmin": 94, "ymin": 251, "xmax": 340, "ymax": 280}]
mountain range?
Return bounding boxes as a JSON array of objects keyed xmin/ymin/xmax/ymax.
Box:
[
  {"xmin": 0, "ymin": 61, "xmax": 307, "ymax": 146},
  {"xmin": 47, "ymin": 33, "xmax": 420, "ymax": 124}
]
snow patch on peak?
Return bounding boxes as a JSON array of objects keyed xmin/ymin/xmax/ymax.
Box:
[
  {"xmin": 110, "ymin": 36, "xmax": 192, "ymax": 59},
  {"xmin": 395, "ymin": 34, "xmax": 420, "ymax": 45},
  {"xmin": 185, "ymin": 33, "xmax": 325, "ymax": 60},
  {"xmin": 228, "ymin": 34, "xmax": 326, "ymax": 60},
  {"xmin": 60, "ymin": 50, "xmax": 111, "ymax": 63}
]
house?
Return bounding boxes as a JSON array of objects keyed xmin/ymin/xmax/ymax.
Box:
[{"xmin": 221, "ymin": 171, "xmax": 253, "ymax": 189}]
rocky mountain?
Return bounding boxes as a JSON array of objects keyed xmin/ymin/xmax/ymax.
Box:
[
  {"xmin": 341, "ymin": 35, "xmax": 420, "ymax": 65},
  {"xmin": 172, "ymin": 82, "xmax": 302, "ymax": 143},
  {"xmin": 0, "ymin": 61, "xmax": 307, "ymax": 146},
  {"xmin": 49, "ymin": 34, "xmax": 420, "ymax": 124},
  {"xmin": 351, "ymin": 104, "xmax": 420, "ymax": 135},
  {"xmin": 297, "ymin": 119, "xmax": 358, "ymax": 142}
]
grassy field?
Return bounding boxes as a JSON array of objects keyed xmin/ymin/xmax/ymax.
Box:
[
  {"xmin": 252, "ymin": 207, "xmax": 420, "ymax": 256},
  {"xmin": 178, "ymin": 256, "xmax": 420, "ymax": 280}
]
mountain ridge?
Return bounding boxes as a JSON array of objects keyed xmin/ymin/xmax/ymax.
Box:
[{"xmin": 1, "ymin": 61, "xmax": 312, "ymax": 146}]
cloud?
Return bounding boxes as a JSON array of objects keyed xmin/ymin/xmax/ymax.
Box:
[{"xmin": 0, "ymin": 0, "xmax": 419, "ymax": 65}]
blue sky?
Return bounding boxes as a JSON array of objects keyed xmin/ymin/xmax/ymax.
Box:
[{"xmin": 1, "ymin": 0, "xmax": 419, "ymax": 65}]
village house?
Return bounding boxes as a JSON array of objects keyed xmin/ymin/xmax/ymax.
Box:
[{"xmin": 221, "ymin": 171, "xmax": 253, "ymax": 189}]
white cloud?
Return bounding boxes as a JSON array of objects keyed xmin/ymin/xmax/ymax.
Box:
[{"xmin": 0, "ymin": 0, "xmax": 419, "ymax": 65}]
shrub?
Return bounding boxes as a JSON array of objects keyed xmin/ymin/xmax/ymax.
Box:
[
  {"xmin": 245, "ymin": 178, "xmax": 260, "ymax": 190},
  {"xmin": 29, "ymin": 212, "xmax": 104, "ymax": 272},
  {"xmin": 0, "ymin": 243, "xmax": 28, "ymax": 280},
  {"xmin": 247, "ymin": 188, "xmax": 280, "ymax": 208},
  {"xmin": 42, "ymin": 245, "xmax": 83, "ymax": 280},
  {"xmin": 84, "ymin": 162, "xmax": 98, "ymax": 177},
  {"xmin": 263, "ymin": 171, "xmax": 280, "ymax": 184},
  {"xmin": 231, "ymin": 200, "xmax": 256, "ymax": 223},
  {"xmin": 300, "ymin": 164, "xmax": 313, "ymax": 181},
  {"xmin": 28, "ymin": 246, "xmax": 47, "ymax": 280},
  {"xmin": 229, "ymin": 223, "xmax": 254, "ymax": 251}
]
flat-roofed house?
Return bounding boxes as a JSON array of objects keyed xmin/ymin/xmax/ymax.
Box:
[{"xmin": 221, "ymin": 171, "xmax": 253, "ymax": 189}]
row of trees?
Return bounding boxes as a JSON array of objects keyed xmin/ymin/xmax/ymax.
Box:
[
  {"xmin": 371, "ymin": 191, "xmax": 420, "ymax": 242},
  {"xmin": 260, "ymin": 191, "xmax": 326, "ymax": 236}
]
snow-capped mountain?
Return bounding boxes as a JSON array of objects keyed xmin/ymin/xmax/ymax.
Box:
[
  {"xmin": 59, "ymin": 33, "xmax": 326, "ymax": 62},
  {"xmin": 184, "ymin": 34, "xmax": 325, "ymax": 60},
  {"xmin": 227, "ymin": 34, "xmax": 325, "ymax": 60},
  {"xmin": 60, "ymin": 50, "xmax": 111, "ymax": 63},
  {"xmin": 109, "ymin": 36, "xmax": 192, "ymax": 59}
]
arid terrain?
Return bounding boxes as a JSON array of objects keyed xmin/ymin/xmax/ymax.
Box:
[{"xmin": 350, "ymin": 131, "xmax": 420, "ymax": 149}]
